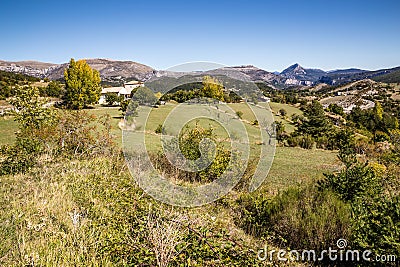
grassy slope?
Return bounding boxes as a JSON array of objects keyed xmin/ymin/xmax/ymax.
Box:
[
  {"xmin": 90, "ymin": 103, "xmax": 338, "ymax": 193},
  {"xmin": 0, "ymin": 102, "xmax": 340, "ymax": 266},
  {"xmin": 264, "ymin": 146, "xmax": 338, "ymax": 194},
  {"xmin": 265, "ymin": 102, "xmax": 303, "ymax": 133},
  {"xmin": 0, "ymin": 117, "xmax": 17, "ymax": 145},
  {"xmin": 0, "ymin": 102, "xmax": 336, "ymax": 190}
]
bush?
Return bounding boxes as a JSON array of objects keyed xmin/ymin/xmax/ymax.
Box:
[
  {"xmin": 0, "ymin": 108, "xmax": 116, "ymax": 175},
  {"xmin": 236, "ymin": 185, "xmax": 351, "ymax": 252},
  {"xmin": 105, "ymin": 92, "xmax": 121, "ymax": 106},
  {"xmin": 351, "ymin": 195, "xmax": 400, "ymax": 259},
  {"xmin": 155, "ymin": 124, "xmax": 164, "ymax": 134},
  {"xmin": 299, "ymin": 134, "xmax": 314, "ymax": 149},
  {"xmin": 0, "ymin": 137, "xmax": 42, "ymax": 175},
  {"xmin": 153, "ymin": 124, "xmax": 238, "ymax": 183},
  {"xmin": 318, "ymin": 140, "xmax": 399, "ymax": 263},
  {"xmin": 286, "ymin": 135, "xmax": 301, "ymax": 147},
  {"xmin": 318, "ymin": 162, "xmax": 382, "ymax": 202},
  {"xmin": 235, "ymin": 111, "xmax": 243, "ymax": 119},
  {"xmin": 375, "ymin": 130, "xmax": 390, "ymax": 142},
  {"xmin": 316, "ymin": 135, "xmax": 329, "ymax": 149}
]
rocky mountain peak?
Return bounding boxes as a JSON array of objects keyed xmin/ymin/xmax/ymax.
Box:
[{"xmin": 281, "ymin": 63, "xmax": 306, "ymax": 75}]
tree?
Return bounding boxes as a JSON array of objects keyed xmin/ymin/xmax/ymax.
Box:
[
  {"xmin": 63, "ymin": 58, "xmax": 101, "ymax": 109},
  {"xmin": 297, "ymin": 100, "xmax": 333, "ymax": 138},
  {"xmin": 200, "ymin": 76, "xmax": 224, "ymax": 101},
  {"xmin": 45, "ymin": 80, "xmax": 64, "ymax": 98},
  {"xmin": 10, "ymin": 86, "xmax": 53, "ymax": 129},
  {"xmin": 132, "ymin": 86, "xmax": 158, "ymax": 106},
  {"xmin": 1, "ymin": 86, "xmax": 54, "ymax": 175},
  {"xmin": 373, "ymin": 101, "xmax": 383, "ymax": 121},
  {"xmin": 327, "ymin": 103, "xmax": 344, "ymax": 116},
  {"xmin": 279, "ymin": 108, "xmax": 287, "ymax": 117},
  {"xmin": 105, "ymin": 92, "xmax": 120, "ymax": 106},
  {"xmin": 272, "ymin": 121, "xmax": 286, "ymax": 142}
]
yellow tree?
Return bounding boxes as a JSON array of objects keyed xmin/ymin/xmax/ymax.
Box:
[
  {"xmin": 64, "ymin": 58, "xmax": 101, "ymax": 109},
  {"xmin": 200, "ymin": 76, "xmax": 225, "ymax": 101}
]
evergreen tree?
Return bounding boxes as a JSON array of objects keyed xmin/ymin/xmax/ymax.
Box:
[{"xmin": 297, "ymin": 100, "xmax": 333, "ymax": 138}]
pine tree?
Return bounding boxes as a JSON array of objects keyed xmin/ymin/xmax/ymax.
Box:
[{"xmin": 297, "ymin": 100, "xmax": 333, "ymax": 138}]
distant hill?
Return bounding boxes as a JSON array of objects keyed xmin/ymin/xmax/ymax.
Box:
[
  {"xmin": 221, "ymin": 65, "xmax": 287, "ymax": 88},
  {"xmin": 1, "ymin": 58, "xmax": 399, "ymax": 89},
  {"xmin": 327, "ymin": 68, "xmax": 367, "ymax": 76},
  {"xmin": 0, "ymin": 59, "xmax": 155, "ymax": 83},
  {"xmin": 372, "ymin": 69, "xmax": 400, "ymax": 83},
  {"xmin": 320, "ymin": 66, "xmax": 400, "ymax": 85}
]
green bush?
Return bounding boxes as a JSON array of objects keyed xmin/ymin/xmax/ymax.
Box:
[
  {"xmin": 315, "ymin": 135, "xmax": 329, "ymax": 149},
  {"xmin": 0, "ymin": 87, "xmax": 116, "ymax": 175},
  {"xmin": 235, "ymin": 111, "xmax": 243, "ymax": 119},
  {"xmin": 155, "ymin": 123, "xmax": 164, "ymax": 134},
  {"xmin": 286, "ymin": 135, "xmax": 301, "ymax": 147},
  {"xmin": 236, "ymin": 185, "xmax": 351, "ymax": 252},
  {"xmin": 351, "ymin": 195, "xmax": 400, "ymax": 259},
  {"xmin": 0, "ymin": 137, "xmax": 42, "ymax": 175},
  {"xmin": 299, "ymin": 134, "xmax": 314, "ymax": 149},
  {"xmin": 318, "ymin": 139, "xmax": 399, "ymax": 263},
  {"xmin": 375, "ymin": 130, "xmax": 390, "ymax": 142},
  {"xmin": 318, "ymin": 162, "xmax": 382, "ymax": 202},
  {"xmin": 153, "ymin": 124, "xmax": 238, "ymax": 183}
]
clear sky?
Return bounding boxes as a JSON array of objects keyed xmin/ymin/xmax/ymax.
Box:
[{"xmin": 1, "ymin": 0, "xmax": 399, "ymax": 72}]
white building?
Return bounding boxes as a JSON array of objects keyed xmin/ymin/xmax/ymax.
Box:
[{"xmin": 99, "ymin": 80, "xmax": 144, "ymax": 104}]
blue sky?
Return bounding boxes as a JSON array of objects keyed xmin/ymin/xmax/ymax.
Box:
[{"xmin": 0, "ymin": 0, "xmax": 399, "ymax": 72}]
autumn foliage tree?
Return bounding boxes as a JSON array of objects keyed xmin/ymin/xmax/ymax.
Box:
[
  {"xmin": 200, "ymin": 76, "xmax": 225, "ymax": 101},
  {"xmin": 63, "ymin": 58, "xmax": 101, "ymax": 109}
]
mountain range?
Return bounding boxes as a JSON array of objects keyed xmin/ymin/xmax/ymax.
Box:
[{"xmin": 0, "ymin": 59, "xmax": 399, "ymax": 88}]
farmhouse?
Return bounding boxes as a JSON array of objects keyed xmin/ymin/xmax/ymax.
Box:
[{"xmin": 99, "ymin": 80, "xmax": 144, "ymax": 104}]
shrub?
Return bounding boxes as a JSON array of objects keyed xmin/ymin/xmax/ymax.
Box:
[
  {"xmin": 299, "ymin": 134, "xmax": 314, "ymax": 149},
  {"xmin": 351, "ymin": 195, "xmax": 400, "ymax": 259},
  {"xmin": 153, "ymin": 124, "xmax": 238, "ymax": 183},
  {"xmin": 318, "ymin": 162, "xmax": 382, "ymax": 202},
  {"xmin": 155, "ymin": 124, "xmax": 164, "ymax": 134},
  {"xmin": 316, "ymin": 135, "xmax": 329, "ymax": 149},
  {"xmin": 0, "ymin": 108, "xmax": 116, "ymax": 175},
  {"xmin": 236, "ymin": 185, "xmax": 351, "ymax": 252},
  {"xmin": 318, "ymin": 138, "xmax": 399, "ymax": 263},
  {"xmin": 235, "ymin": 111, "xmax": 243, "ymax": 119},
  {"xmin": 105, "ymin": 92, "xmax": 120, "ymax": 106},
  {"xmin": 286, "ymin": 135, "xmax": 301, "ymax": 147},
  {"xmin": 375, "ymin": 130, "xmax": 390, "ymax": 142},
  {"xmin": 0, "ymin": 137, "xmax": 42, "ymax": 175}
]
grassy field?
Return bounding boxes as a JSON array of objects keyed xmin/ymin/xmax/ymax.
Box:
[
  {"xmin": 0, "ymin": 102, "xmax": 335, "ymax": 192},
  {"xmin": 263, "ymin": 102, "xmax": 303, "ymax": 133},
  {"xmin": 96, "ymin": 103, "xmax": 338, "ymax": 193},
  {"xmin": 264, "ymin": 146, "xmax": 338, "ymax": 194},
  {"xmin": 0, "ymin": 116, "xmax": 18, "ymax": 145}
]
